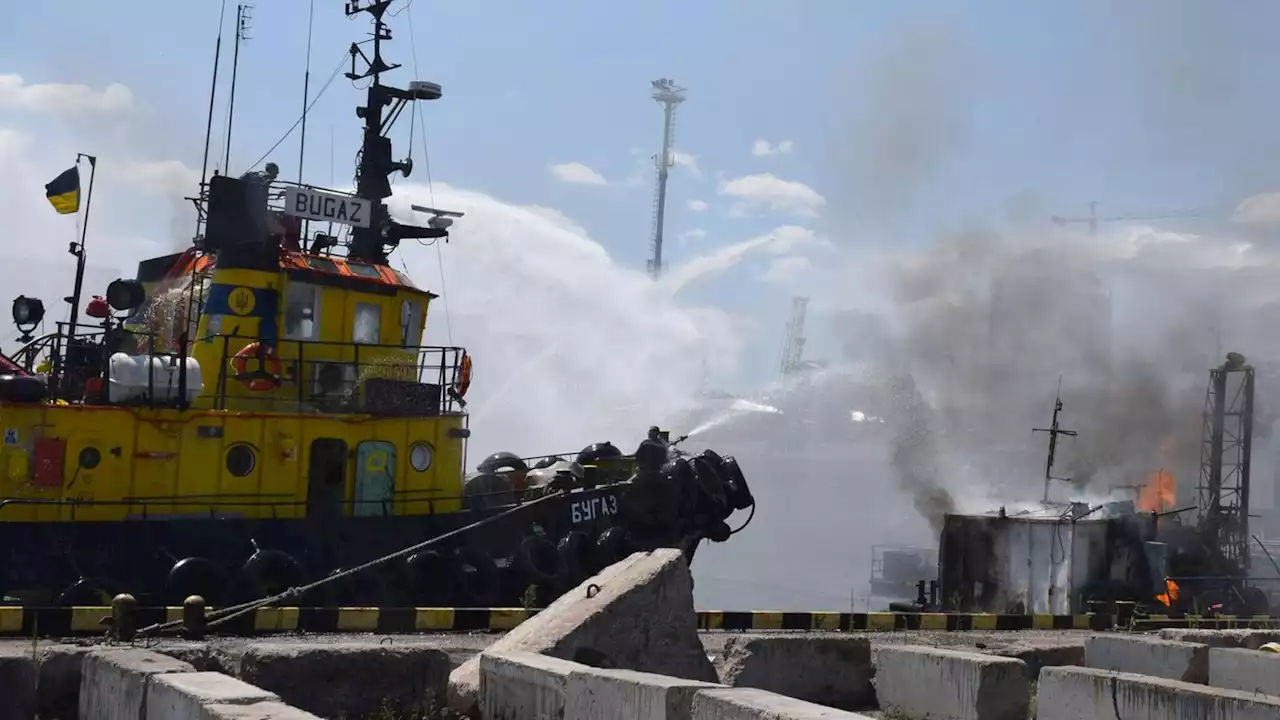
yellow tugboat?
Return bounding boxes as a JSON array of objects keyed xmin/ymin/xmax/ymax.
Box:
[{"xmin": 0, "ymin": 0, "xmax": 753, "ymax": 608}]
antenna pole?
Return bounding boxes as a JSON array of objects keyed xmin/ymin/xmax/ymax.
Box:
[
  {"xmin": 224, "ymin": 3, "xmax": 250, "ymax": 172},
  {"xmin": 298, "ymin": 0, "xmax": 315, "ymax": 185},
  {"xmin": 200, "ymin": 0, "xmax": 228, "ymax": 189},
  {"xmin": 66, "ymin": 154, "xmax": 98, "ymax": 342},
  {"xmin": 1032, "ymin": 377, "xmax": 1078, "ymax": 503}
]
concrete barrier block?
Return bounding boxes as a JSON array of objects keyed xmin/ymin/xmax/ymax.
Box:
[
  {"xmin": 79, "ymin": 648, "xmax": 195, "ymax": 720},
  {"xmin": 691, "ymin": 688, "xmax": 876, "ymax": 719},
  {"xmin": 203, "ymin": 701, "xmax": 325, "ymax": 720},
  {"xmin": 147, "ymin": 671, "xmax": 279, "ymax": 720},
  {"xmin": 565, "ymin": 666, "xmax": 724, "ymax": 720},
  {"xmin": 36, "ymin": 644, "xmax": 88, "ymax": 720},
  {"xmin": 450, "ymin": 549, "xmax": 717, "ymax": 715},
  {"xmin": 231, "ymin": 641, "xmax": 451, "ymax": 719},
  {"xmin": 1037, "ymin": 665, "xmax": 1280, "ymax": 720},
  {"xmin": 717, "ymin": 634, "xmax": 871, "ymax": 710},
  {"xmin": 1084, "ymin": 634, "xmax": 1209, "ymax": 683},
  {"xmin": 1159, "ymin": 628, "xmax": 1280, "ymax": 649},
  {"xmin": 0, "ymin": 642, "xmax": 40, "ymax": 720},
  {"xmin": 1208, "ymin": 646, "xmax": 1280, "ymax": 695},
  {"xmin": 875, "ymin": 645, "xmax": 1029, "ymax": 720},
  {"xmin": 480, "ymin": 650, "xmax": 581, "ymax": 720}
]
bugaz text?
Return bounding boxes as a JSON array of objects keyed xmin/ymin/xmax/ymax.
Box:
[{"xmin": 571, "ymin": 495, "xmax": 619, "ymax": 524}]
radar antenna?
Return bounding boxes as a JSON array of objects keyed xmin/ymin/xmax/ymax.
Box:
[{"xmin": 344, "ymin": 0, "xmax": 453, "ymax": 263}]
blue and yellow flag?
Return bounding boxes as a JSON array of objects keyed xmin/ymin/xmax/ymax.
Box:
[{"xmin": 45, "ymin": 166, "xmax": 80, "ymax": 215}]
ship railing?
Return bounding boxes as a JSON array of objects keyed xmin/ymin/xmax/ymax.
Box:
[
  {"xmin": 0, "ymin": 481, "xmax": 588, "ymax": 520},
  {"xmin": 205, "ymin": 334, "xmax": 466, "ymax": 416}
]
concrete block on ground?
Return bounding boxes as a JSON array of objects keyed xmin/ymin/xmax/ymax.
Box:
[
  {"xmin": 875, "ymin": 645, "xmax": 1029, "ymax": 720},
  {"xmin": 1208, "ymin": 646, "xmax": 1280, "ymax": 695},
  {"xmin": 691, "ymin": 688, "xmax": 876, "ymax": 719},
  {"xmin": 1084, "ymin": 634, "xmax": 1208, "ymax": 683},
  {"xmin": 717, "ymin": 634, "xmax": 872, "ymax": 710},
  {"xmin": 0, "ymin": 642, "xmax": 40, "ymax": 720},
  {"xmin": 449, "ymin": 548, "xmax": 717, "ymax": 715},
  {"xmin": 37, "ymin": 644, "xmax": 89, "ymax": 720},
  {"xmin": 147, "ymin": 671, "xmax": 279, "ymax": 720},
  {"xmin": 79, "ymin": 648, "xmax": 195, "ymax": 720},
  {"xmin": 480, "ymin": 650, "xmax": 581, "ymax": 720},
  {"xmin": 1037, "ymin": 665, "xmax": 1280, "ymax": 720},
  {"xmin": 1159, "ymin": 628, "xmax": 1280, "ymax": 649},
  {"xmin": 992, "ymin": 640, "xmax": 1084, "ymax": 679},
  {"xmin": 565, "ymin": 665, "xmax": 724, "ymax": 720},
  {"xmin": 230, "ymin": 641, "xmax": 451, "ymax": 719},
  {"xmin": 203, "ymin": 702, "xmax": 325, "ymax": 720}
]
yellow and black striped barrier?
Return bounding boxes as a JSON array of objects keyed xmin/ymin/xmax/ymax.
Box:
[{"xmin": 1, "ymin": 606, "xmax": 1277, "ymax": 637}]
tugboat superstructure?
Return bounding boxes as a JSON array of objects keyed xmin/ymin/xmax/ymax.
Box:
[{"xmin": 0, "ymin": 0, "xmax": 754, "ymax": 609}]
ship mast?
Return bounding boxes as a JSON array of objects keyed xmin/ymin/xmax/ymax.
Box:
[{"xmin": 343, "ymin": 0, "xmax": 449, "ymax": 264}]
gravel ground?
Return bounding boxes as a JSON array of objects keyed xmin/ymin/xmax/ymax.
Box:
[{"xmin": 5, "ymin": 627, "xmax": 1096, "ymax": 667}]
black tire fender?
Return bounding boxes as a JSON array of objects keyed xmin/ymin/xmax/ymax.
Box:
[
  {"xmin": 722, "ymin": 456, "xmax": 753, "ymax": 510},
  {"xmin": 595, "ymin": 526, "xmax": 633, "ymax": 566},
  {"xmin": 516, "ymin": 535, "xmax": 569, "ymax": 587},
  {"xmin": 558, "ymin": 531, "xmax": 597, "ymax": 580},
  {"xmin": 239, "ymin": 549, "xmax": 308, "ymax": 603},
  {"xmin": 405, "ymin": 550, "xmax": 462, "ymax": 605},
  {"xmin": 690, "ymin": 456, "xmax": 728, "ymax": 517},
  {"xmin": 456, "ymin": 549, "xmax": 501, "ymax": 606},
  {"xmin": 165, "ymin": 557, "xmax": 229, "ymax": 605}
]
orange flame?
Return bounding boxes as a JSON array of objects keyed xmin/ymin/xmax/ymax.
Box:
[
  {"xmin": 1137, "ymin": 468, "xmax": 1176, "ymax": 513},
  {"xmin": 1156, "ymin": 578, "xmax": 1180, "ymax": 607}
]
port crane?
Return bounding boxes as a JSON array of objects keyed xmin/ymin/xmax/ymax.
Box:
[{"xmin": 1050, "ymin": 201, "xmax": 1223, "ymax": 234}]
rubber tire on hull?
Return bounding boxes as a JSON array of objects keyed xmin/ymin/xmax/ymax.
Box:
[
  {"xmin": 558, "ymin": 531, "xmax": 597, "ymax": 582},
  {"xmin": 515, "ymin": 536, "xmax": 569, "ymax": 588},
  {"xmin": 57, "ymin": 577, "xmax": 118, "ymax": 607},
  {"xmin": 463, "ymin": 473, "xmax": 518, "ymax": 511},
  {"xmin": 456, "ymin": 550, "xmax": 501, "ymax": 607},
  {"xmin": 596, "ymin": 526, "xmax": 633, "ymax": 567},
  {"xmin": 230, "ymin": 549, "xmax": 309, "ymax": 606},
  {"xmin": 721, "ymin": 456, "xmax": 754, "ymax": 511},
  {"xmin": 404, "ymin": 550, "xmax": 463, "ymax": 606},
  {"xmin": 165, "ymin": 557, "xmax": 230, "ymax": 606},
  {"xmin": 690, "ymin": 456, "xmax": 729, "ymax": 519}
]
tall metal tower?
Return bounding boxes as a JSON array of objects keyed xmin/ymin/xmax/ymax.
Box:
[
  {"xmin": 648, "ymin": 78, "xmax": 686, "ymax": 279},
  {"xmin": 779, "ymin": 296, "xmax": 810, "ymax": 377}
]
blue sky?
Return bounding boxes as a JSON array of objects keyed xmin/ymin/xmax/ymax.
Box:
[{"xmin": 5, "ymin": 0, "xmax": 1280, "ymax": 389}]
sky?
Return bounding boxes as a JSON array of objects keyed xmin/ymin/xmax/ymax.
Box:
[{"xmin": 9, "ymin": 1, "xmax": 1280, "ymax": 608}]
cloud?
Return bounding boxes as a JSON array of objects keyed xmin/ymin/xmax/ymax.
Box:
[
  {"xmin": 1234, "ymin": 191, "xmax": 1280, "ymax": 226},
  {"xmin": 670, "ymin": 150, "xmax": 700, "ymax": 176},
  {"xmin": 687, "ymin": 199, "xmax": 708, "ymax": 212},
  {"xmin": 0, "ymin": 75, "xmax": 134, "ymax": 115},
  {"xmin": 762, "ymin": 256, "xmax": 811, "ymax": 284},
  {"xmin": 720, "ymin": 173, "xmax": 826, "ymax": 218},
  {"xmin": 677, "ymin": 228, "xmax": 706, "ymax": 247},
  {"xmin": 549, "ymin": 161, "xmax": 608, "ymax": 186},
  {"xmin": 751, "ymin": 139, "xmax": 794, "ymax": 157},
  {"xmin": 116, "ymin": 159, "xmax": 202, "ymax": 196}
]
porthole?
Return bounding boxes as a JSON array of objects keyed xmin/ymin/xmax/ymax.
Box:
[
  {"xmin": 410, "ymin": 442, "xmax": 434, "ymax": 472},
  {"xmin": 226, "ymin": 443, "xmax": 257, "ymax": 478},
  {"xmin": 77, "ymin": 447, "xmax": 101, "ymax": 470}
]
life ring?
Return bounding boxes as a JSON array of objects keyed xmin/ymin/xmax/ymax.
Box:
[
  {"xmin": 454, "ymin": 352, "xmax": 473, "ymax": 397},
  {"xmin": 230, "ymin": 342, "xmax": 283, "ymax": 392}
]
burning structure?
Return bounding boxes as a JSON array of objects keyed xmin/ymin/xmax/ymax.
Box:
[{"xmin": 935, "ymin": 352, "xmax": 1269, "ymax": 616}]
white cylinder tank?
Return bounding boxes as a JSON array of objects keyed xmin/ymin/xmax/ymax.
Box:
[{"xmin": 107, "ymin": 353, "xmax": 203, "ymax": 404}]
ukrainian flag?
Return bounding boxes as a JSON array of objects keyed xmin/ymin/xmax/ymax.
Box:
[{"xmin": 45, "ymin": 166, "xmax": 80, "ymax": 215}]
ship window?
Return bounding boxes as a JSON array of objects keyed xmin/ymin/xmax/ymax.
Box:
[
  {"xmin": 399, "ymin": 300, "xmax": 422, "ymax": 347},
  {"xmin": 284, "ymin": 282, "xmax": 321, "ymax": 341},
  {"xmin": 307, "ymin": 257, "xmax": 341, "ymax": 275},
  {"xmin": 353, "ymin": 302, "xmax": 381, "ymax": 344},
  {"xmin": 347, "ymin": 263, "xmax": 382, "ymax": 279},
  {"xmin": 225, "ymin": 443, "xmax": 256, "ymax": 477}
]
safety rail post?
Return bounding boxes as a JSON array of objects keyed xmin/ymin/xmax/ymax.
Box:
[
  {"xmin": 218, "ymin": 335, "xmax": 229, "ymax": 410},
  {"xmin": 297, "ymin": 337, "xmax": 305, "ymax": 407}
]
